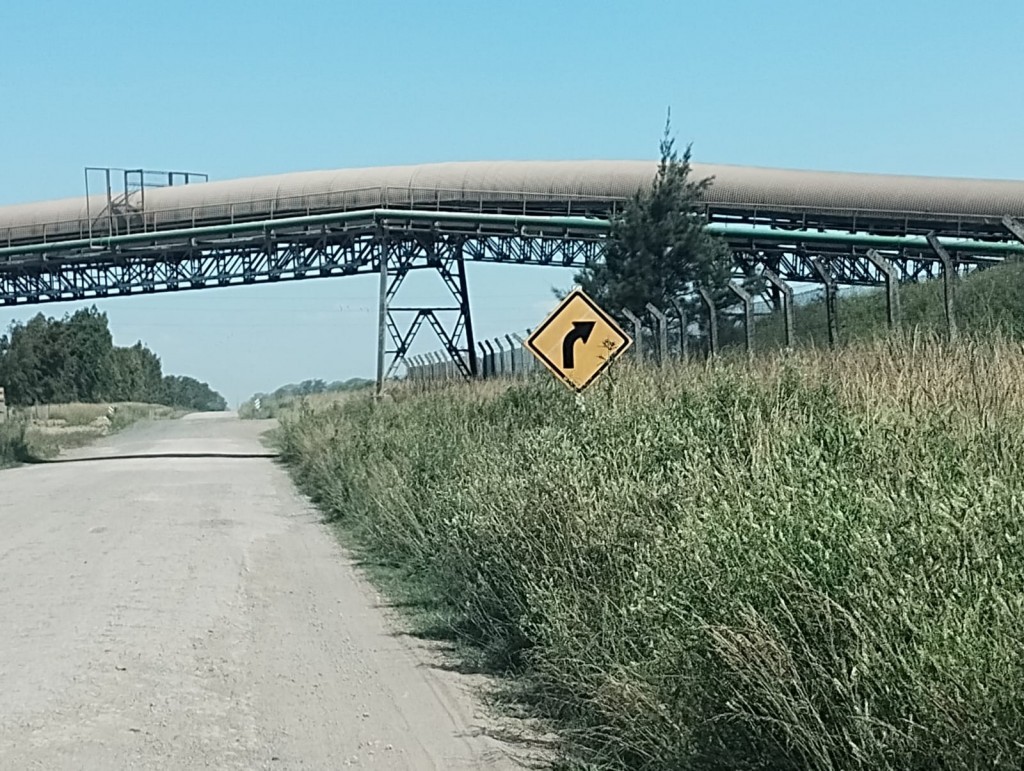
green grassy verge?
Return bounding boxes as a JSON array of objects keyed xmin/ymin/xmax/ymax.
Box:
[
  {"xmin": 746, "ymin": 260, "xmax": 1024, "ymax": 349},
  {"xmin": 277, "ymin": 334, "xmax": 1024, "ymax": 770}
]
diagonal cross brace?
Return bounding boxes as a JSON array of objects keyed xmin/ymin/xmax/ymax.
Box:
[{"xmin": 1003, "ymin": 215, "xmax": 1024, "ymax": 247}]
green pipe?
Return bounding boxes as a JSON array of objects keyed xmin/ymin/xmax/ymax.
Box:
[
  {"xmin": 707, "ymin": 223, "xmax": 1024, "ymax": 255},
  {"xmin": 1, "ymin": 207, "xmax": 1021, "ymax": 259},
  {"xmin": 0, "ymin": 209, "xmax": 609, "ymax": 258}
]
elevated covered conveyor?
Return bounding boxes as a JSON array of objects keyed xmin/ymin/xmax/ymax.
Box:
[
  {"xmin": 4, "ymin": 160, "xmax": 1024, "ymax": 246},
  {"xmin": 2, "ymin": 160, "xmax": 1024, "ymax": 380}
]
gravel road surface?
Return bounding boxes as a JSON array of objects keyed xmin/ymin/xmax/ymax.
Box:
[{"xmin": 0, "ymin": 414, "xmax": 523, "ymax": 770}]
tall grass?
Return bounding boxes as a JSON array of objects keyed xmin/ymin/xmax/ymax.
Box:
[
  {"xmin": 0, "ymin": 419, "xmax": 29, "ymax": 468},
  {"xmin": 37, "ymin": 402, "xmax": 177, "ymax": 429},
  {"xmin": 747, "ymin": 261, "xmax": 1024, "ymax": 350},
  {"xmin": 0, "ymin": 402, "xmax": 178, "ymax": 464},
  {"xmin": 278, "ymin": 333, "xmax": 1024, "ymax": 770}
]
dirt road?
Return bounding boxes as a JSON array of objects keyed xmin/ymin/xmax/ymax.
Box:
[{"xmin": 0, "ymin": 415, "xmax": 522, "ymax": 770}]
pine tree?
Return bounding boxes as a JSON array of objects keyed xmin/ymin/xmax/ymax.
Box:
[{"xmin": 575, "ymin": 113, "xmax": 732, "ymax": 319}]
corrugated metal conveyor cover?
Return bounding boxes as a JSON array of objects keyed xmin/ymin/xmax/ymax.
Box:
[
  {"xmin": 703, "ymin": 164, "xmax": 1024, "ymax": 217},
  {"xmin": 3, "ymin": 160, "xmax": 1024, "ymax": 239}
]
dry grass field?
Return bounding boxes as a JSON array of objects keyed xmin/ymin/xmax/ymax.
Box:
[{"xmin": 0, "ymin": 402, "xmax": 179, "ymax": 465}]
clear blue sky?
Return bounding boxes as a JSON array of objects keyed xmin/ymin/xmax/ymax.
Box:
[{"xmin": 2, "ymin": 0, "xmax": 1022, "ymax": 405}]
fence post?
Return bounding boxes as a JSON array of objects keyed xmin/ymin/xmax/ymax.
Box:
[
  {"xmin": 925, "ymin": 233, "xmax": 958, "ymax": 342},
  {"xmin": 645, "ymin": 303, "xmax": 669, "ymax": 365},
  {"xmin": 505, "ymin": 334, "xmax": 518, "ymax": 375},
  {"xmin": 728, "ymin": 282, "xmax": 755, "ymax": 356},
  {"xmin": 482, "ymin": 340, "xmax": 496, "ymax": 378},
  {"xmin": 865, "ymin": 249, "xmax": 902, "ymax": 331},
  {"xmin": 493, "ymin": 338, "xmax": 506, "ymax": 376},
  {"xmin": 669, "ymin": 297, "xmax": 689, "ymax": 360},
  {"xmin": 621, "ymin": 308, "xmax": 644, "ymax": 361},
  {"xmin": 761, "ymin": 269, "xmax": 795, "ymax": 348},
  {"xmin": 477, "ymin": 342, "xmax": 489, "ymax": 378},
  {"xmin": 698, "ymin": 287, "xmax": 718, "ymax": 358},
  {"xmin": 513, "ymin": 333, "xmax": 529, "ymax": 373},
  {"xmin": 811, "ymin": 259, "xmax": 839, "ymax": 349}
]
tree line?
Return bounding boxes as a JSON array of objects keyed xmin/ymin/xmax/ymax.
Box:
[
  {"xmin": 253, "ymin": 377, "xmax": 373, "ymax": 403},
  {"xmin": 0, "ymin": 307, "xmax": 227, "ymax": 411}
]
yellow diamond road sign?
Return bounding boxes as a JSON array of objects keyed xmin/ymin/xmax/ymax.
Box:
[{"xmin": 525, "ymin": 290, "xmax": 632, "ymax": 392}]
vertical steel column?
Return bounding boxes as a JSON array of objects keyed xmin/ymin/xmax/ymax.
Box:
[
  {"xmin": 865, "ymin": 249, "xmax": 901, "ymax": 330},
  {"xmin": 811, "ymin": 259, "xmax": 838, "ymax": 349},
  {"xmin": 728, "ymin": 282, "xmax": 754, "ymax": 356},
  {"xmin": 761, "ymin": 268, "xmax": 794, "ymax": 347},
  {"xmin": 104, "ymin": 168, "xmax": 114, "ymax": 236},
  {"xmin": 925, "ymin": 233, "xmax": 957, "ymax": 341},
  {"xmin": 621, "ymin": 308, "xmax": 644, "ymax": 361},
  {"xmin": 699, "ymin": 287, "xmax": 718, "ymax": 357},
  {"xmin": 645, "ymin": 303, "xmax": 669, "ymax": 365},
  {"xmin": 455, "ymin": 241, "xmax": 478, "ymax": 376},
  {"xmin": 375, "ymin": 232, "xmax": 388, "ymax": 396}
]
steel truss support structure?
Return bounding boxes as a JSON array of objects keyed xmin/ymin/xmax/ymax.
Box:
[
  {"xmin": 733, "ymin": 246, "xmax": 989, "ymax": 286},
  {"xmin": 0, "ymin": 220, "xmax": 604, "ymax": 380},
  {"xmin": 3, "ymin": 219, "xmax": 1012, "ymax": 309},
  {"xmin": 4, "ymin": 207, "xmax": 1024, "ymax": 379},
  {"xmin": 380, "ymin": 233, "xmax": 477, "ymax": 384}
]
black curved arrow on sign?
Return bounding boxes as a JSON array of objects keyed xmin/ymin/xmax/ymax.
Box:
[{"xmin": 562, "ymin": 321, "xmax": 596, "ymax": 369}]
